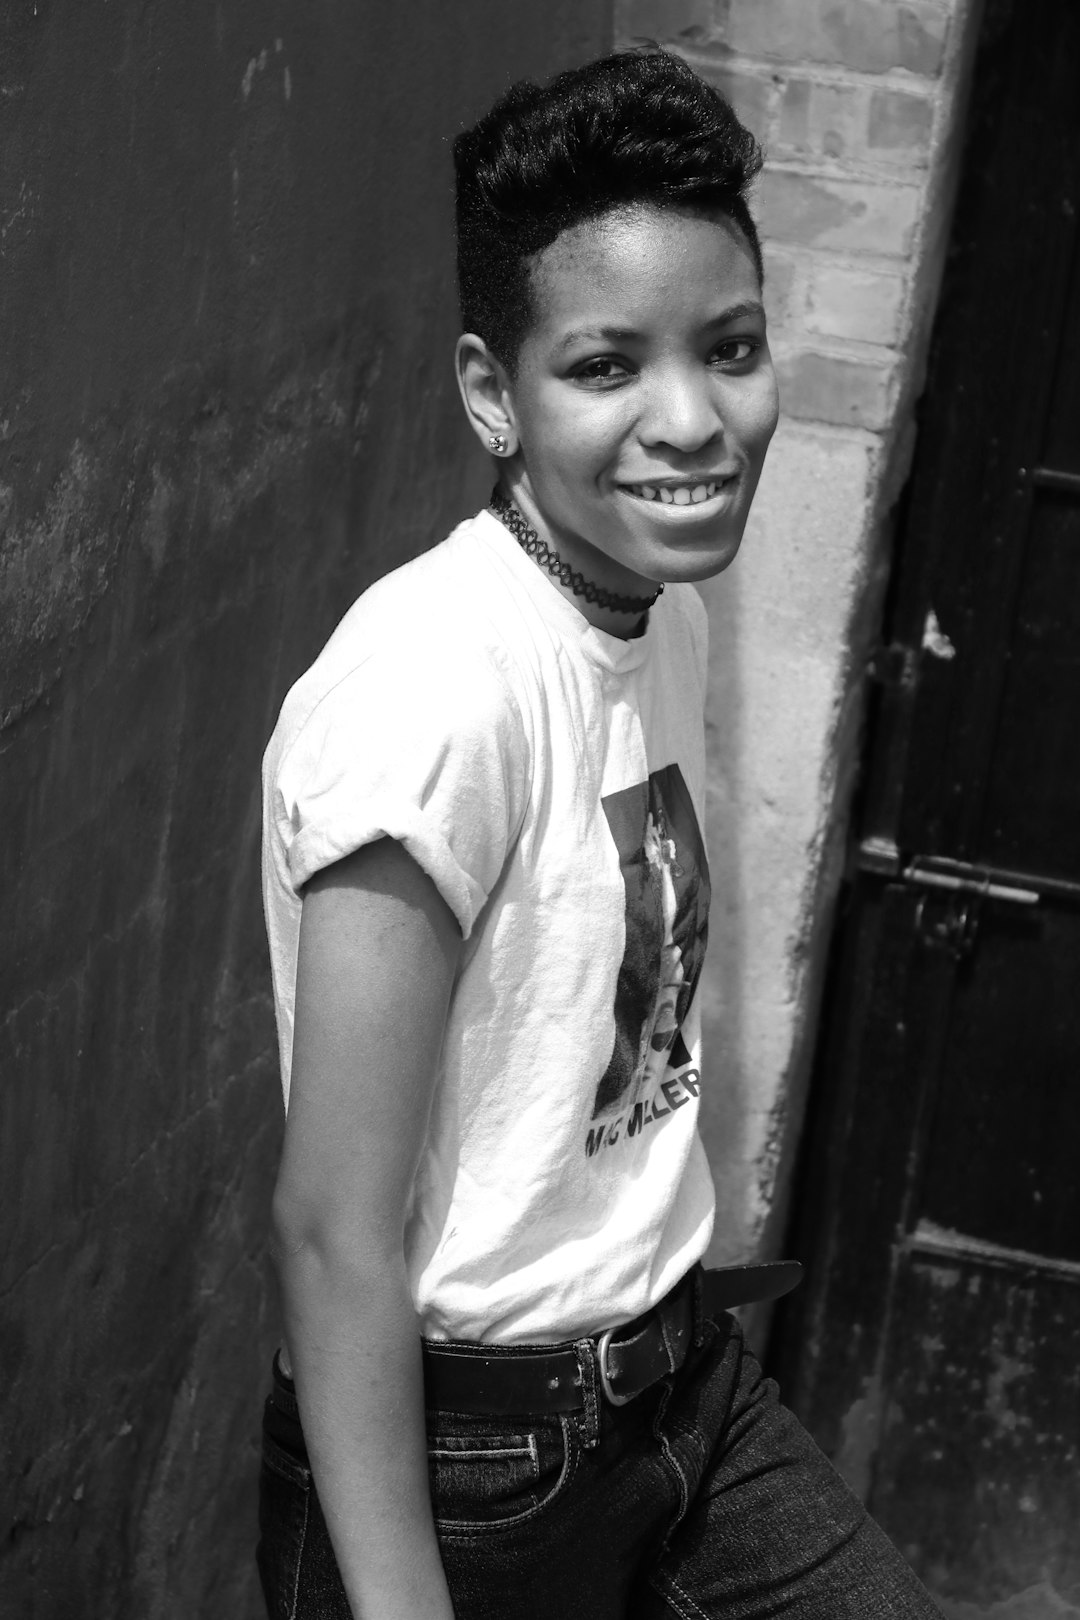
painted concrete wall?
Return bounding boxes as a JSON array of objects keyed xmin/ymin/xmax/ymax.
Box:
[
  {"xmin": 616, "ymin": 0, "xmax": 983, "ymax": 1286},
  {"xmin": 0, "ymin": 4, "xmax": 609, "ymax": 1615}
]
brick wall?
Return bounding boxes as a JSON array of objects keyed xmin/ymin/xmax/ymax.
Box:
[
  {"xmin": 616, "ymin": 0, "xmax": 982, "ymax": 1300},
  {"xmin": 664, "ymin": 1, "xmax": 957, "ymax": 433}
]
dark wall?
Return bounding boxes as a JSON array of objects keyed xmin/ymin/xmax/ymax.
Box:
[{"xmin": 0, "ymin": 3, "xmax": 610, "ymax": 1614}]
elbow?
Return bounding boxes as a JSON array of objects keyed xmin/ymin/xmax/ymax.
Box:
[
  {"xmin": 268, "ymin": 1177, "xmax": 338, "ymax": 1271},
  {"xmin": 268, "ymin": 1181, "xmax": 314, "ymax": 1272},
  {"xmin": 268, "ymin": 1175, "xmax": 403, "ymax": 1283}
]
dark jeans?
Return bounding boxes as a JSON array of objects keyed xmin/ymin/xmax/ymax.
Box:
[{"xmin": 257, "ymin": 1304, "xmax": 939, "ymax": 1618}]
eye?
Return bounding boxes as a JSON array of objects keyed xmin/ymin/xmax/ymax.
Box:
[
  {"xmin": 571, "ymin": 356, "xmax": 631, "ymax": 386},
  {"xmin": 711, "ymin": 337, "xmax": 759, "ymax": 366}
]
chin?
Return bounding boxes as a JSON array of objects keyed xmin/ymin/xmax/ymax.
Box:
[
  {"xmin": 638, "ymin": 522, "xmax": 746, "ymax": 584},
  {"xmin": 665, "ymin": 544, "xmax": 743, "ymax": 583}
]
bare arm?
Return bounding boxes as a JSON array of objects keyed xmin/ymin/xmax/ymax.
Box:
[{"xmin": 271, "ymin": 837, "xmax": 462, "ymax": 1619}]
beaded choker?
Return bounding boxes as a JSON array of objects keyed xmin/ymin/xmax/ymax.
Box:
[{"xmin": 490, "ymin": 489, "xmax": 664, "ymax": 618}]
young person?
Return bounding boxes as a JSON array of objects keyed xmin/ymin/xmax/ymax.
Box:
[{"xmin": 258, "ymin": 49, "xmax": 938, "ymax": 1620}]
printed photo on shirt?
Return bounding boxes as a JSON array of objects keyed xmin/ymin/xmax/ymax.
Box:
[{"xmin": 592, "ymin": 763, "xmax": 710, "ymax": 1120}]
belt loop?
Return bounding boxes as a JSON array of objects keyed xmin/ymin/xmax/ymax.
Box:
[
  {"xmin": 691, "ymin": 1262, "xmax": 707, "ymax": 1349},
  {"xmin": 573, "ymin": 1338, "xmax": 602, "ymax": 1449}
]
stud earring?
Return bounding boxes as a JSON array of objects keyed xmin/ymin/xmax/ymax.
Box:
[{"xmin": 488, "ymin": 433, "xmax": 509, "ymax": 455}]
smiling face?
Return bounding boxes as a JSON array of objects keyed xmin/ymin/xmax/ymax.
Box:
[{"xmin": 492, "ymin": 204, "xmax": 778, "ymax": 617}]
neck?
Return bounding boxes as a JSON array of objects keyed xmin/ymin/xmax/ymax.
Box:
[{"xmin": 490, "ymin": 487, "xmax": 663, "ymax": 637}]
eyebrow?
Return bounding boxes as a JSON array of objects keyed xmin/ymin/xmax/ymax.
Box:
[{"xmin": 555, "ymin": 302, "xmax": 766, "ymax": 352}]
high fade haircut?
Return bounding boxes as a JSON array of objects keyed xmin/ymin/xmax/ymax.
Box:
[{"xmin": 453, "ymin": 49, "xmax": 764, "ymax": 377}]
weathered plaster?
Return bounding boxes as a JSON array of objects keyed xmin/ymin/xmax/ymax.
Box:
[
  {"xmin": 615, "ymin": 0, "xmax": 985, "ymax": 1295},
  {"xmin": 696, "ymin": 422, "xmax": 884, "ymax": 1262}
]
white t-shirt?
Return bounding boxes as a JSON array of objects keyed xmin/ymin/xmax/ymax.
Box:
[{"xmin": 262, "ymin": 508, "xmax": 716, "ymax": 1343}]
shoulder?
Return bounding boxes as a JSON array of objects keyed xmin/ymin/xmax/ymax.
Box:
[
  {"xmin": 318, "ymin": 515, "xmax": 510, "ymax": 671},
  {"xmin": 266, "ymin": 515, "xmax": 529, "ymax": 783}
]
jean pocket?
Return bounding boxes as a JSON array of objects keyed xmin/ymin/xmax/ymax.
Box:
[
  {"xmin": 428, "ymin": 1418, "xmax": 576, "ymax": 1533},
  {"xmin": 257, "ymin": 1433, "xmax": 312, "ymax": 1620}
]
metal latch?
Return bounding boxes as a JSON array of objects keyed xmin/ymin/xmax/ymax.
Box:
[
  {"xmin": 901, "ymin": 859, "xmax": 1038, "ymax": 905},
  {"xmin": 857, "ymin": 837, "xmax": 1039, "ymax": 906}
]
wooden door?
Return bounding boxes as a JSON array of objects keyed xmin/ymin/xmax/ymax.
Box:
[{"xmin": 772, "ymin": 1, "xmax": 1080, "ymax": 1609}]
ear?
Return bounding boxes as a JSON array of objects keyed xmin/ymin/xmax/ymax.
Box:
[{"xmin": 455, "ymin": 334, "xmax": 519, "ymax": 457}]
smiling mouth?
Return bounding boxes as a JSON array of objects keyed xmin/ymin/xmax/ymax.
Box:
[{"xmin": 622, "ymin": 478, "xmax": 735, "ymax": 506}]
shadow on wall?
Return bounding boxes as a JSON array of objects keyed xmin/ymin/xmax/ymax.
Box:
[{"xmin": 0, "ymin": 4, "xmax": 610, "ymax": 1616}]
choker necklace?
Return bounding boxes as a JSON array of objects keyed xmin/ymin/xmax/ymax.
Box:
[{"xmin": 490, "ymin": 489, "xmax": 664, "ymax": 617}]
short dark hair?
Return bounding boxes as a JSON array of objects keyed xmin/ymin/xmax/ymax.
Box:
[{"xmin": 453, "ymin": 50, "xmax": 764, "ymax": 375}]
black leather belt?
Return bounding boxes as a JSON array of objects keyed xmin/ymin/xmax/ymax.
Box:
[{"xmin": 421, "ymin": 1260, "xmax": 801, "ymax": 1417}]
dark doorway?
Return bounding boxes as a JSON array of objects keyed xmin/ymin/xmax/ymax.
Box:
[{"xmin": 772, "ymin": 0, "xmax": 1080, "ymax": 1610}]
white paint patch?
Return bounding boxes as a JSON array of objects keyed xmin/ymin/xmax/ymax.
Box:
[
  {"xmin": 141, "ymin": 466, "xmax": 173, "ymax": 572},
  {"xmin": 834, "ymin": 1371, "xmax": 886, "ymax": 1500},
  {"xmin": 922, "ymin": 606, "xmax": 956, "ymax": 660},
  {"xmin": 1, "ymin": 179, "xmax": 34, "ymax": 252},
  {"xmin": 984, "ymin": 1349, "xmax": 1032, "ymax": 1437},
  {"xmin": 240, "ymin": 47, "xmax": 269, "ymax": 100}
]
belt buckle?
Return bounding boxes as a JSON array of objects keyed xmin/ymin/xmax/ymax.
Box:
[{"xmin": 596, "ymin": 1327, "xmax": 634, "ymax": 1407}]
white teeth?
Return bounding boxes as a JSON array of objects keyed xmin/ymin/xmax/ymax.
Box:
[{"xmin": 627, "ymin": 479, "xmax": 728, "ymax": 503}]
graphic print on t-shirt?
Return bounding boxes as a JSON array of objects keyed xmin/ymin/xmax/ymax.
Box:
[{"xmin": 592, "ymin": 763, "xmax": 710, "ymax": 1123}]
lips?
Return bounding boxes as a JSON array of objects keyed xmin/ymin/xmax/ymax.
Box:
[{"xmin": 622, "ymin": 477, "xmax": 735, "ymax": 506}]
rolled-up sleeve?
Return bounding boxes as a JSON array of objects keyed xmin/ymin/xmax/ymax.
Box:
[{"xmin": 274, "ymin": 649, "xmax": 528, "ymax": 939}]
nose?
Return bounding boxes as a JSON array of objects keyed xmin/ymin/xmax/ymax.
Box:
[{"xmin": 638, "ymin": 364, "xmax": 723, "ymax": 455}]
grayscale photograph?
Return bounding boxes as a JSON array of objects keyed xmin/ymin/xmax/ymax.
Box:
[{"xmin": 2, "ymin": 1, "xmax": 1076, "ymax": 1616}]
